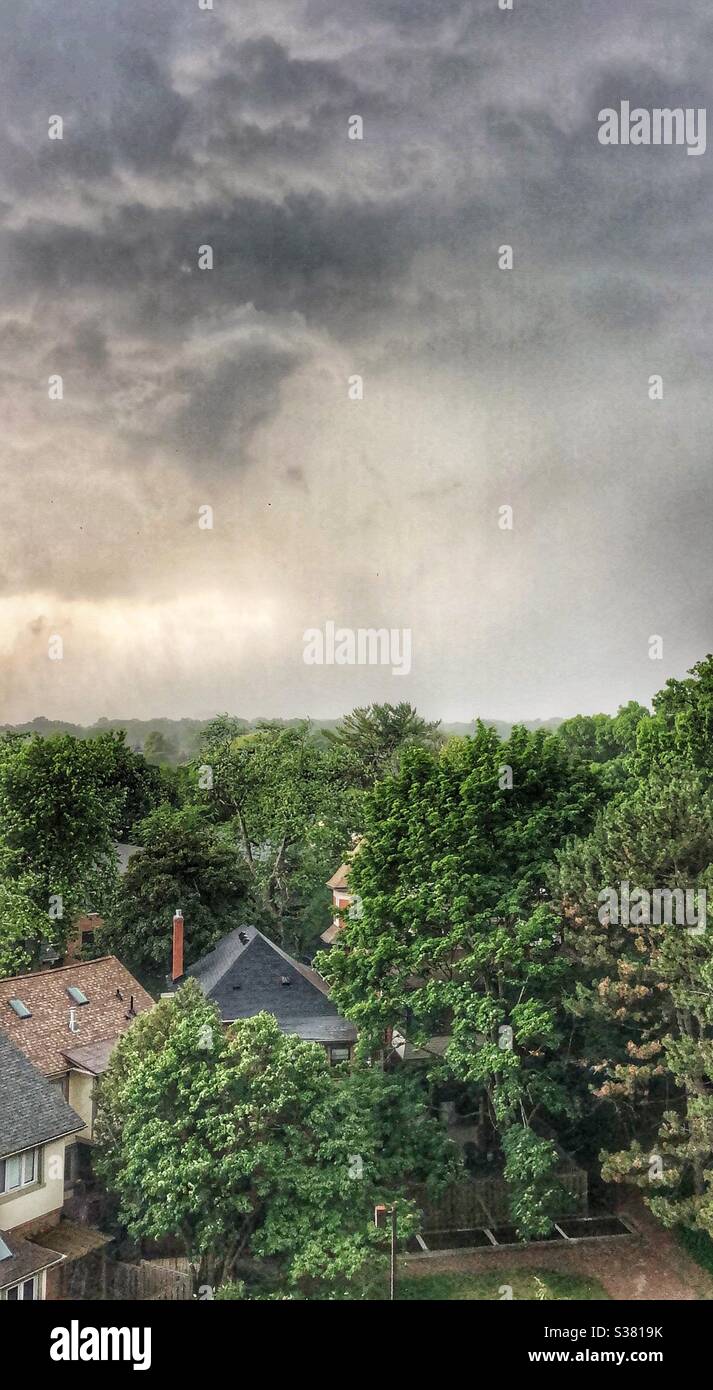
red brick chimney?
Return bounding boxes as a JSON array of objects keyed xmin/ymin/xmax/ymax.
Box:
[{"xmin": 172, "ymin": 909, "xmax": 184, "ymax": 982}]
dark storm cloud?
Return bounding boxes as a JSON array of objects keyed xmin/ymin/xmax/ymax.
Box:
[
  {"xmin": 161, "ymin": 343, "xmax": 301, "ymax": 465},
  {"xmin": 1, "ymin": 0, "xmax": 712, "ymax": 720}
]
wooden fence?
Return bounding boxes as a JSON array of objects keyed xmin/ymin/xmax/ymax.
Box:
[
  {"xmin": 54, "ymin": 1250, "xmax": 193, "ymax": 1301},
  {"xmin": 410, "ymin": 1165, "xmax": 588, "ymax": 1229}
]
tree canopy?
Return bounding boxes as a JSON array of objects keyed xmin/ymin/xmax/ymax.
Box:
[
  {"xmin": 319, "ymin": 721, "xmax": 604, "ymax": 1235},
  {"xmin": 324, "ymin": 701, "xmax": 444, "ymax": 784},
  {"xmin": 98, "ymin": 807, "xmax": 253, "ymax": 982},
  {"xmin": 94, "ymin": 981, "xmax": 457, "ymax": 1296}
]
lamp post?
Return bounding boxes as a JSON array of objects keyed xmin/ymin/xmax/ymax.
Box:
[{"xmin": 374, "ymin": 1203, "xmax": 398, "ymax": 1301}]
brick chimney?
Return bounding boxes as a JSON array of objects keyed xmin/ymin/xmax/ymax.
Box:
[{"xmin": 171, "ymin": 909, "xmax": 184, "ymax": 982}]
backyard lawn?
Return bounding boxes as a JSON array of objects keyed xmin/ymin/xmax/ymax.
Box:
[{"xmin": 398, "ymin": 1269, "xmax": 609, "ymax": 1301}]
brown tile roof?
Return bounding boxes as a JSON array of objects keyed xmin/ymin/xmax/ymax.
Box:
[
  {"xmin": 61, "ymin": 1038, "xmax": 117, "ymax": 1076},
  {"xmin": 0, "ymin": 957, "xmax": 154, "ymax": 1077}
]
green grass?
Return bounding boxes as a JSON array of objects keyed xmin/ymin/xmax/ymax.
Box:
[
  {"xmin": 397, "ymin": 1269, "xmax": 609, "ymax": 1301},
  {"xmin": 677, "ymin": 1226, "xmax": 713, "ymax": 1277}
]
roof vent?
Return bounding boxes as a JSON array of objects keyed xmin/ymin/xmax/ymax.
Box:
[
  {"xmin": 116, "ymin": 989, "xmax": 124, "ymax": 1001},
  {"xmin": 9, "ymin": 998, "xmax": 31, "ymax": 1019},
  {"xmin": 68, "ymin": 1008, "xmax": 80, "ymax": 1034},
  {"xmin": 280, "ymin": 975, "xmax": 291, "ymax": 987},
  {"xmin": 238, "ymin": 930, "xmax": 249, "ymax": 945}
]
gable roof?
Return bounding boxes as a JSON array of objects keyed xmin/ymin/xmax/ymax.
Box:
[
  {"xmin": 176, "ymin": 926, "xmax": 357, "ymax": 1044},
  {"xmin": 326, "ymin": 862, "xmax": 351, "ymax": 891},
  {"xmin": 0, "ymin": 1032, "xmax": 83, "ymax": 1160},
  {"xmin": 0, "ymin": 957, "xmax": 154, "ymax": 1076}
]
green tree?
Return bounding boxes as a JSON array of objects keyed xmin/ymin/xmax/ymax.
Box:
[
  {"xmin": 94, "ymin": 981, "xmax": 457, "ymax": 1296},
  {"xmin": 91, "ymin": 730, "xmax": 164, "ymax": 838},
  {"xmin": 556, "ymin": 766, "xmax": 713, "ymax": 1235},
  {"xmin": 143, "ymin": 730, "xmax": 179, "ymax": 766},
  {"xmin": 319, "ymin": 723, "xmax": 604, "ymax": 1236},
  {"xmin": 0, "ymin": 733, "xmax": 121, "ymax": 963},
  {"xmin": 0, "ymin": 869, "xmax": 53, "ymax": 976},
  {"xmin": 197, "ymin": 720, "xmax": 364, "ymax": 948},
  {"xmin": 325, "ymin": 702, "xmax": 444, "ymax": 785},
  {"xmin": 557, "ymin": 704, "xmax": 648, "ymax": 766},
  {"xmin": 631, "ymin": 654, "xmax": 713, "ymax": 781},
  {"xmin": 98, "ymin": 808, "xmax": 253, "ymax": 982}
]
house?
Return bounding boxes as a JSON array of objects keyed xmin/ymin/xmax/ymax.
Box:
[
  {"xmin": 0, "ymin": 1032, "xmax": 84, "ymax": 1300},
  {"xmin": 0, "ymin": 957, "xmax": 154, "ymax": 1176},
  {"xmin": 320, "ymin": 860, "xmax": 357, "ymax": 945},
  {"xmin": 167, "ymin": 913, "xmax": 357, "ymax": 1064}
]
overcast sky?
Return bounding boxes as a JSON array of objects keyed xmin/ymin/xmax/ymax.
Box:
[{"xmin": 1, "ymin": 0, "xmax": 711, "ymax": 724}]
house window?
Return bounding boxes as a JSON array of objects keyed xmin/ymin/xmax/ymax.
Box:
[
  {"xmin": 329, "ymin": 1045, "xmax": 351, "ymax": 1064},
  {"xmin": 53, "ymin": 1074, "xmax": 70, "ymax": 1102},
  {"xmin": 2, "ymin": 1275, "xmax": 39, "ymax": 1301},
  {"xmin": 64, "ymin": 1143, "xmax": 81, "ymax": 1183},
  {"xmin": 0, "ymin": 1147, "xmax": 39, "ymax": 1194}
]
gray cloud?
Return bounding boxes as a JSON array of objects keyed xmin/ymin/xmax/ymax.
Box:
[{"xmin": 0, "ymin": 0, "xmax": 712, "ymax": 720}]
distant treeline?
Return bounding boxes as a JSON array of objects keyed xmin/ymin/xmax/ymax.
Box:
[{"xmin": 0, "ymin": 714, "xmax": 564, "ymax": 764}]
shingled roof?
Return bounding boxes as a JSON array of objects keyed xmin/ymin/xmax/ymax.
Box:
[
  {"xmin": 0, "ymin": 957, "xmax": 154, "ymax": 1076},
  {"xmin": 0, "ymin": 1032, "xmax": 83, "ymax": 1161},
  {"xmin": 326, "ymin": 862, "xmax": 351, "ymax": 891},
  {"xmin": 0, "ymin": 1229, "xmax": 65, "ymax": 1293},
  {"xmin": 174, "ymin": 926, "xmax": 357, "ymax": 1045}
]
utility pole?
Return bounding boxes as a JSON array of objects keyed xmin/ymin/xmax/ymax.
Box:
[{"xmin": 375, "ymin": 1203, "xmax": 398, "ymax": 1301}]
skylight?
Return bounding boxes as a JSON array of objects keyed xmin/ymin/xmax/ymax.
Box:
[
  {"xmin": 67, "ymin": 986, "xmax": 89, "ymax": 1006},
  {"xmin": 8, "ymin": 998, "xmax": 31, "ymax": 1018}
]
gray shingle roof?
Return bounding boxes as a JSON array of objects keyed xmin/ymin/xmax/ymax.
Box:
[
  {"xmin": 0, "ymin": 1032, "xmax": 84, "ymax": 1159},
  {"xmin": 176, "ymin": 926, "xmax": 357, "ymax": 1045}
]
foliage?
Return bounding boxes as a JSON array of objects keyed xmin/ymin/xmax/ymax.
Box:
[
  {"xmin": 677, "ymin": 1224, "xmax": 713, "ymax": 1278},
  {"xmin": 557, "ymin": 703, "xmax": 649, "ymax": 765},
  {"xmin": 319, "ymin": 722, "xmax": 604, "ymax": 1235},
  {"xmin": 0, "ymin": 870, "xmax": 53, "ymax": 976},
  {"xmin": 98, "ymin": 808, "xmax": 253, "ymax": 980},
  {"xmin": 91, "ymin": 730, "xmax": 165, "ymax": 838},
  {"xmin": 556, "ymin": 766, "xmax": 713, "ymax": 1235},
  {"xmin": 94, "ymin": 982, "xmax": 457, "ymax": 1295},
  {"xmin": 0, "ymin": 733, "xmax": 123, "ymax": 963},
  {"xmin": 324, "ymin": 702, "xmax": 444, "ymax": 785},
  {"xmin": 501, "ymin": 1128, "xmax": 575, "ymax": 1238},
  {"xmin": 196, "ymin": 719, "xmax": 364, "ymax": 948},
  {"xmin": 630, "ymin": 654, "xmax": 713, "ymax": 782},
  {"xmin": 143, "ymin": 730, "xmax": 180, "ymax": 766}
]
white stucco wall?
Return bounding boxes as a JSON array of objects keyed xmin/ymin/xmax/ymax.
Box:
[
  {"xmin": 0, "ymin": 1137, "xmax": 66, "ymax": 1232},
  {"xmin": 68, "ymin": 1070, "xmax": 95, "ymax": 1139}
]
